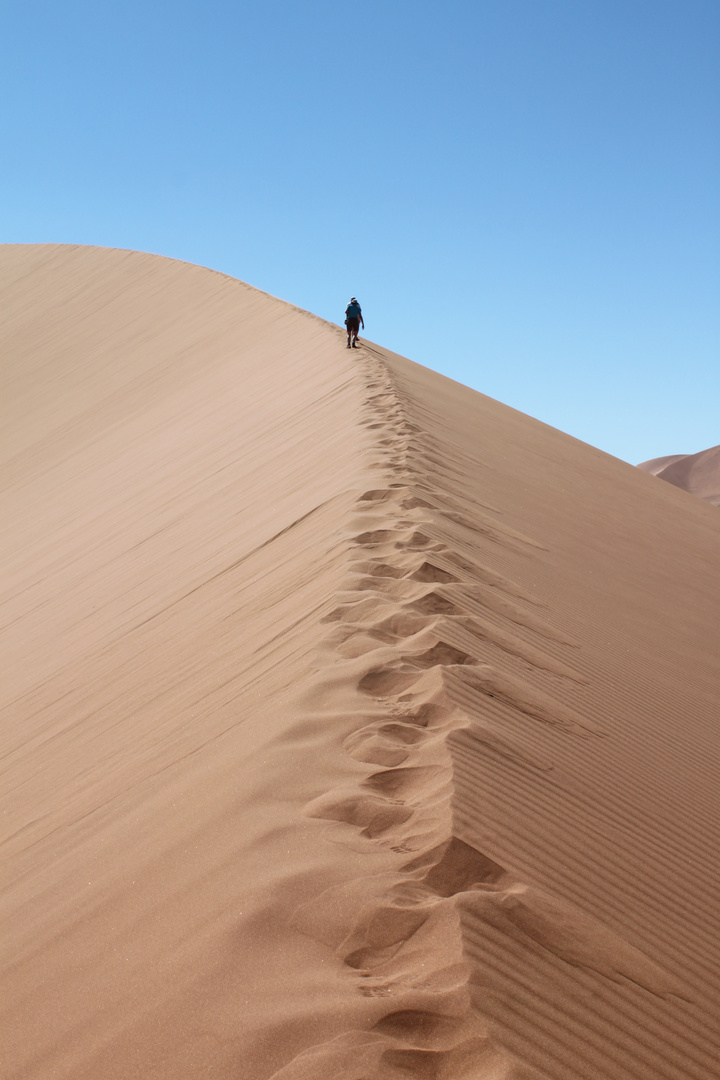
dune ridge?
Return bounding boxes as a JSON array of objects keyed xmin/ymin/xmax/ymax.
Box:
[
  {"xmin": 638, "ymin": 446, "xmax": 720, "ymax": 506},
  {"xmin": 271, "ymin": 342, "xmax": 720, "ymax": 1079},
  {"xmin": 3, "ymin": 246, "xmax": 719, "ymax": 1080}
]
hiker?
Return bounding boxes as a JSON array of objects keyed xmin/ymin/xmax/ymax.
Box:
[{"xmin": 345, "ymin": 298, "xmax": 364, "ymax": 348}]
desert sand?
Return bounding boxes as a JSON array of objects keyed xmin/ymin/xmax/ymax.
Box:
[
  {"xmin": 2, "ymin": 244, "xmax": 719, "ymax": 1080},
  {"xmin": 638, "ymin": 447, "xmax": 720, "ymax": 507}
]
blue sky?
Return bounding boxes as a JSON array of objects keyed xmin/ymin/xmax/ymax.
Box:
[{"xmin": 2, "ymin": 0, "xmax": 718, "ymax": 463}]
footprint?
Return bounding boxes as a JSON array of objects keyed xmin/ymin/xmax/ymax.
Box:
[
  {"xmin": 344, "ymin": 730, "xmax": 412, "ymax": 767},
  {"xmin": 343, "ymin": 715, "xmax": 443, "ymax": 766},
  {"xmin": 358, "ymin": 667, "xmax": 422, "ymax": 697},
  {"xmin": 364, "ymin": 765, "xmax": 447, "ymax": 800},
  {"xmin": 359, "ymin": 982, "xmax": 393, "ymax": 997},
  {"xmin": 353, "ymin": 529, "xmax": 397, "ymax": 545},
  {"xmin": 399, "ymin": 529, "xmax": 437, "ymax": 550},
  {"xmin": 403, "ymin": 837, "xmax": 509, "ymax": 897},
  {"xmin": 405, "ymin": 561, "xmax": 459, "ymax": 584},
  {"xmin": 412, "ymin": 642, "xmax": 473, "ymax": 668},
  {"xmin": 349, "ymin": 561, "xmax": 406, "ymax": 578},
  {"xmin": 399, "ymin": 496, "xmax": 436, "ymax": 511},
  {"xmin": 375, "ymin": 613, "xmax": 430, "ymax": 639},
  {"xmin": 375, "ymin": 722, "xmax": 428, "ymax": 744},
  {"xmin": 358, "ymin": 489, "xmax": 407, "ymax": 503},
  {"xmin": 406, "ymin": 591, "xmax": 459, "ymax": 616},
  {"xmin": 334, "ymin": 629, "xmax": 397, "ymax": 659},
  {"xmin": 374, "ymin": 1009, "xmax": 460, "ymax": 1048},
  {"xmin": 380, "ymin": 1036, "xmax": 512, "ymax": 1080},
  {"xmin": 390, "ymin": 702, "xmax": 453, "ymax": 729},
  {"xmin": 305, "ymin": 790, "xmax": 414, "ymax": 838},
  {"xmin": 342, "ymin": 901, "xmax": 431, "ymax": 969}
]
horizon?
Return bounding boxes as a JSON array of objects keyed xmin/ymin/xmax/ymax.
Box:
[{"xmin": 2, "ymin": 0, "xmax": 718, "ymax": 464}]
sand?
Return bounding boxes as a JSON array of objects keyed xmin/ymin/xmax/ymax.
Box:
[
  {"xmin": 638, "ymin": 447, "xmax": 720, "ymax": 507},
  {"xmin": 2, "ymin": 244, "xmax": 719, "ymax": 1080}
]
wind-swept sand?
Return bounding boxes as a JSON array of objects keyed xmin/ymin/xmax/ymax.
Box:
[
  {"xmin": 638, "ymin": 446, "xmax": 720, "ymax": 506},
  {"xmin": 2, "ymin": 245, "xmax": 719, "ymax": 1080}
]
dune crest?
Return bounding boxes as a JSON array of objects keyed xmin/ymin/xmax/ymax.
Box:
[
  {"xmin": 638, "ymin": 445, "xmax": 720, "ymax": 506},
  {"xmin": 3, "ymin": 245, "xmax": 719, "ymax": 1080}
]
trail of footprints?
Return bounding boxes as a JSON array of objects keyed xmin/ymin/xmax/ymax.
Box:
[{"xmin": 271, "ymin": 351, "xmax": 602, "ymax": 1080}]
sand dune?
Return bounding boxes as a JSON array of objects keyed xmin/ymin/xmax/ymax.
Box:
[
  {"xmin": 638, "ymin": 446, "xmax": 720, "ymax": 506},
  {"xmin": 2, "ymin": 244, "xmax": 719, "ymax": 1080}
]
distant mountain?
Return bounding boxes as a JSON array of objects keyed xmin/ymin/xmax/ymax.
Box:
[{"xmin": 638, "ymin": 445, "xmax": 720, "ymax": 507}]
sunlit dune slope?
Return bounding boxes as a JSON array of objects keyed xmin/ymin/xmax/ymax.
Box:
[
  {"xmin": 2, "ymin": 245, "xmax": 719, "ymax": 1080},
  {"xmin": 638, "ymin": 445, "xmax": 720, "ymax": 506}
]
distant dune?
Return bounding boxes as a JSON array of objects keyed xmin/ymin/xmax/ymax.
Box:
[
  {"xmin": 3, "ymin": 245, "xmax": 719, "ymax": 1080},
  {"xmin": 638, "ymin": 446, "xmax": 720, "ymax": 506}
]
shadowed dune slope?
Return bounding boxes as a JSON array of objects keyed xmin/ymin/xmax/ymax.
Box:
[
  {"xmin": 638, "ymin": 445, "xmax": 720, "ymax": 506},
  {"xmin": 2, "ymin": 245, "xmax": 719, "ymax": 1080}
]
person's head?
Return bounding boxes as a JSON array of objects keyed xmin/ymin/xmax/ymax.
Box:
[{"xmin": 350, "ymin": 297, "xmax": 357, "ymax": 303}]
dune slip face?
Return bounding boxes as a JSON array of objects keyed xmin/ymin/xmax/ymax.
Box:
[{"xmin": 2, "ymin": 245, "xmax": 719, "ymax": 1080}]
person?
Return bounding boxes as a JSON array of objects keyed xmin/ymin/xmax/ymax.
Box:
[{"xmin": 344, "ymin": 298, "xmax": 364, "ymax": 348}]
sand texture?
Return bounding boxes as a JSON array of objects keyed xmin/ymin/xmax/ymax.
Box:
[
  {"xmin": 638, "ymin": 447, "xmax": 720, "ymax": 507},
  {"xmin": 2, "ymin": 245, "xmax": 719, "ymax": 1080}
]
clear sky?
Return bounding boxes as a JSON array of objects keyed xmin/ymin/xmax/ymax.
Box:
[{"xmin": 2, "ymin": 0, "xmax": 718, "ymax": 464}]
